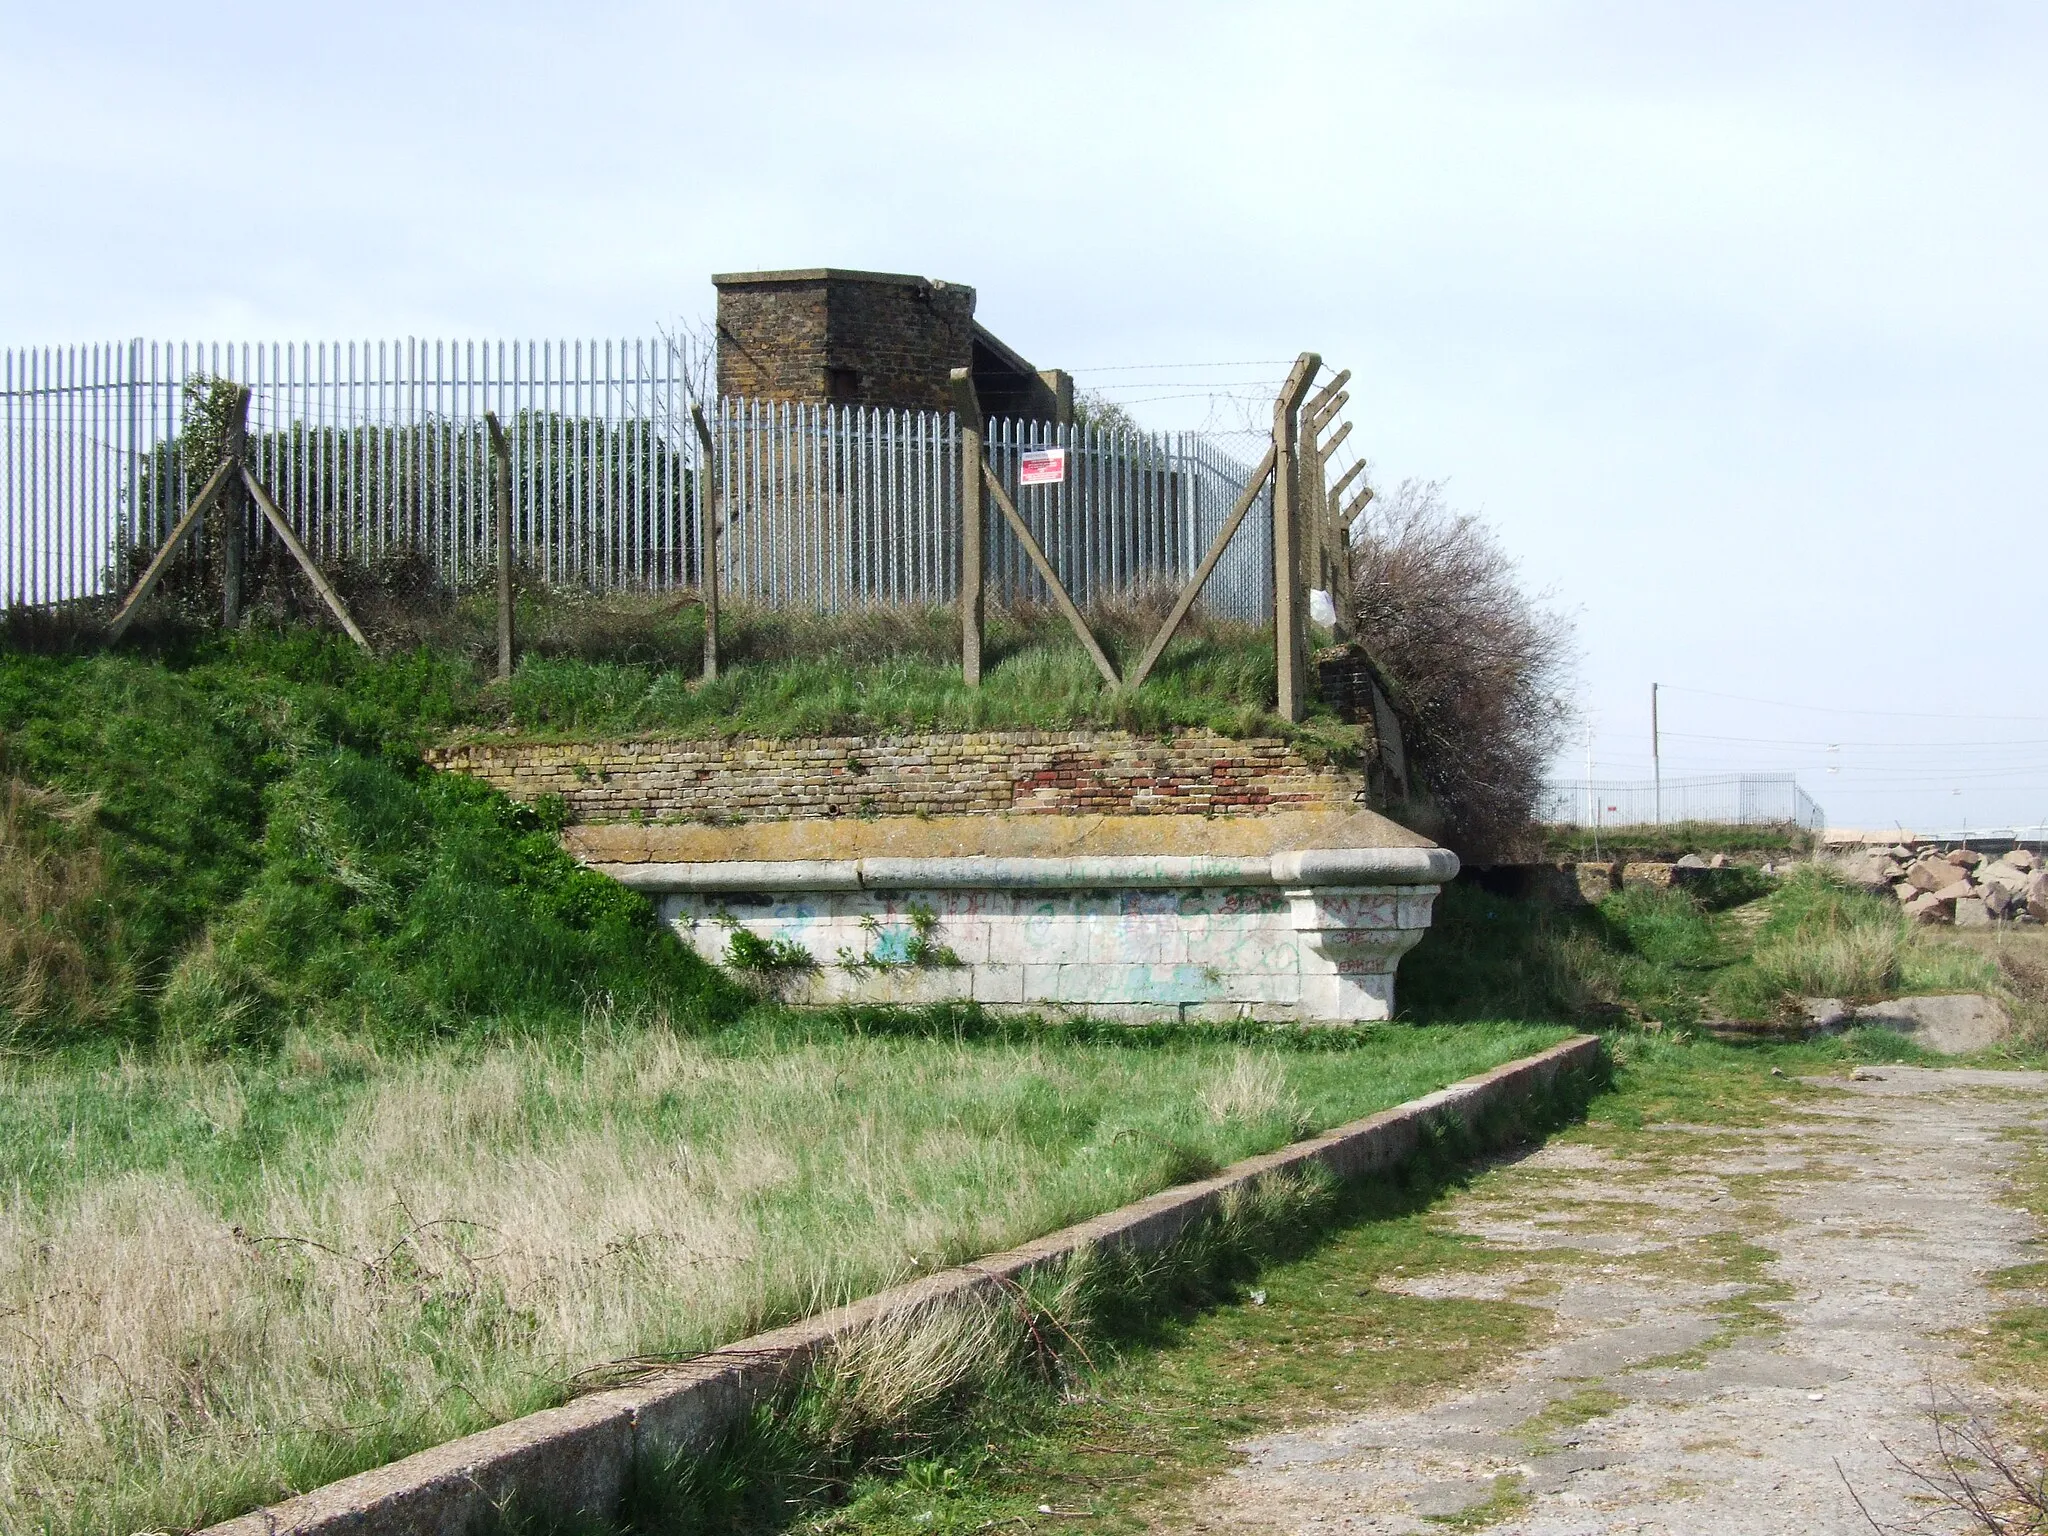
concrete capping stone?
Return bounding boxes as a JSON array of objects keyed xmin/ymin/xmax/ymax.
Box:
[
  {"xmin": 198, "ymin": 1034, "xmax": 1602, "ymax": 1536},
  {"xmin": 604, "ymin": 846, "xmax": 1458, "ymax": 894}
]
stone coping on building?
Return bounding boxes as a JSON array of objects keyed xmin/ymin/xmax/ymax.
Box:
[
  {"xmin": 568, "ymin": 807, "xmax": 1433, "ymax": 868},
  {"xmin": 606, "ymin": 847, "xmax": 1457, "ymax": 893}
]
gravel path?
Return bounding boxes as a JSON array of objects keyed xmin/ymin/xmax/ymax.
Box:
[{"xmin": 1187, "ymin": 1067, "xmax": 2046, "ymax": 1535}]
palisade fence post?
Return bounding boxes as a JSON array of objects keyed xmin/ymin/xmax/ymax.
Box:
[
  {"xmin": 688, "ymin": 401, "xmax": 721, "ymax": 682},
  {"xmin": 1270, "ymin": 353, "xmax": 1320, "ymax": 723},
  {"xmin": 220, "ymin": 385, "xmax": 251, "ymax": 627},
  {"xmin": 949, "ymin": 367, "xmax": 984, "ymax": 687},
  {"xmin": 485, "ymin": 411, "xmax": 514, "ymax": 681}
]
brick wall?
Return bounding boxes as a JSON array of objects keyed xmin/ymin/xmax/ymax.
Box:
[
  {"xmin": 425, "ymin": 731, "xmax": 1361, "ymax": 825},
  {"xmin": 715, "ymin": 269, "xmax": 977, "ymax": 414}
]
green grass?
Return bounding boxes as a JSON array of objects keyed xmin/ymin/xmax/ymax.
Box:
[
  {"xmin": 1538, "ymin": 820, "xmax": 1814, "ymax": 862},
  {"xmin": 0, "ymin": 1017, "xmax": 1567, "ymax": 1536},
  {"xmin": 78, "ymin": 588, "xmax": 1352, "ymax": 745},
  {"xmin": 1400, "ymin": 866, "xmax": 2007, "ymax": 1029},
  {"xmin": 0, "ymin": 639, "xmax": 738, "ymax": 1051}
]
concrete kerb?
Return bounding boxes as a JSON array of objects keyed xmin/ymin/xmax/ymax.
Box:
[{"xmin": 199, "ymin": 1034, "xmax": 1603, "ymax": 1536}]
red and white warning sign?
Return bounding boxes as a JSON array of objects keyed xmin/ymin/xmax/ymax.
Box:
[{"xmin": 1018, "ymin": 446, "xmax": 1067, "ymax": 486}]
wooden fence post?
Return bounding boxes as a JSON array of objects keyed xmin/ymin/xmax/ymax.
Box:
[
  {"xmin": 950, "ymin": 368, "xmax": 984, "ymax": 688},
  {"xmin": 220, "ymin": 386, "xmax": 250, "ymax": 628},
  {"xmin": 1325, "ymin": 459, "xmax": 1367, "ymax": 642},
  {"xmin": 688, "ymin": 402, "xmax": 721, "ymax": 682},
  {"xmin": 1271, "ymin": 353, "xmax": 1320, "ymax": 723},
  {"xmin": 485, "ymin": 411, "xmax": 514, "ymax": 682}
]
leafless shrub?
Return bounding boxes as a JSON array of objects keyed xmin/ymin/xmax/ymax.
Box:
[
  {"xmin": 1839, "ymin": 1383, "xmax": 2048, "ymax": 1534},
  {"xmin": 1349, "ymin": 479, "xmax": 1575, "ymax": 861}
]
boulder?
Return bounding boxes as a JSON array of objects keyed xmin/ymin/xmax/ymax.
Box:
[
  {"xmin": 1983, "ymin": 881, "xmax": 2016, "ymax": 918},
  {"xmin": 1979, "ymin": 859, "xmax": 2028, "ymax": 888},
  {"xmin": 1888, "ymin": 844, "xmax": 1917, "ymax": 862},
  {"xmin": 1954, "ymin": 896, "xmax": 1992, "ymax": 928},
  {"xmin": 1933, "ymin": 879, "xmax": 1977, "ymax": 903},
  {"xmin": 2008, "ymin": 848, "xmax": 2037, "ymax": 872},
  {"xmin": 2027, "ymin": 870, "xmax": 2048, "ymax": 922},
  {"xmin": 1893, "ymin": 881, "xmax": 1918, "ymax": 904},
  {"xmin": 1904, "ymin": 891, "xmax": 1952, "ymax": 924},
  {"xmin": 1853, "ymin": 994, "xmax": 2009, "ymax": 1054},
  {"xmin": 1675, "ymin": 853, "xmax": 1710, "ymax": 870},
  {"xmin": 1580, "ymin": 862, "xmax": 1622, "ymax": 901},
  {"xmin": 1536, "ymin": 862, "xmax": 1619, "ymax": 905},
  {"xmin": 1947, "ymin": 848, "xmax": 1984, "ymax": 868},
  {"xmin": 1709, "ymin": 853, "xmax": 1732, "ymax": 869},
  {"xmin": 1906, "ymin": 858, "xmax": 1957, "ymax": 893}
]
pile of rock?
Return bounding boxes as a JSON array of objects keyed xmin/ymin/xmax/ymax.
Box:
[{"xmin": 1838, "ymin": 844, "xmax": 2047, "ymax": 926}]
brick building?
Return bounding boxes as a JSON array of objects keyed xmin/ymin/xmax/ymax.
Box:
[{"xmin": 713, "ymin": 268, "xmax": 1071, "ymax": 423}]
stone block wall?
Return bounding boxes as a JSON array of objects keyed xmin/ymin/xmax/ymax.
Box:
[
  {"xmin": 665, "ymin": 882, "xmax": 1439, "ymax": 1024},
  {"xmin": 424, "ymin": 731, "xmax": 1361, "ymax": 825}
]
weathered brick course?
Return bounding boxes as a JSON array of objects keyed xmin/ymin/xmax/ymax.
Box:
[{"xmin": 424, "ymin": 731, "xmax": 1361, "ymax": 825}]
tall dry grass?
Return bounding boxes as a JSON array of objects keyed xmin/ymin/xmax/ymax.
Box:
[
  {"xmin": 0, "ymin": 1020, "xmax": 1557, "ymax": 1534},
  {"xmin": 0, "ymin": 777, "xmax": 133, "ymax": 1041}
]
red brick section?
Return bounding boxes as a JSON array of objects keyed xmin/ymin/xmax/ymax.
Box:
[{"xmin": 424, "ymin": 731, "xmax": 1360, "ymax": 825}]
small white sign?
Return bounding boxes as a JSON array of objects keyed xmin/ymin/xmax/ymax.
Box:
[{"xmin": 1019, "ymin": 446, "xmax": 1066, "ymax": 486}]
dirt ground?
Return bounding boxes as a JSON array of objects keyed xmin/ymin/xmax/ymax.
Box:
[{"xmin": 1185, "ymin": 1066, "xmax": 2046, "ymax": 1535}]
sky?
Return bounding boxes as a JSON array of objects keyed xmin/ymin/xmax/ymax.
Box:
[{"xmin": 3, "ymin": 0, "xmax": 2044, "ymax": 834}]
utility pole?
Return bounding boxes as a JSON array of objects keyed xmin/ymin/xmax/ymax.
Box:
[{"xmin": 1652, "ymin": 682, "xmax": 1662, "ymax": 826}]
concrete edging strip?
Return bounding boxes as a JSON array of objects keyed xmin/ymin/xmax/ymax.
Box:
[{"xmin": 199, "ymin": 1033, "xmax": 1601, "ymax": 1536}]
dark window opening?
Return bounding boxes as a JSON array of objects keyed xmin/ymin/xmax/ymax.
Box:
[{"xmin": 825, "ymin": 365, "xmax": 860, "ymax": 402}]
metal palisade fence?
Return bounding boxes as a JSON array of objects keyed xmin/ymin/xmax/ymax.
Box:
[{"xmin": 1, "ymin": 338, "xmax": 1274, "ymax": 620}]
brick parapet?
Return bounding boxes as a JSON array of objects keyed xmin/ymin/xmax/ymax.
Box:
[{"xmin": 424, "ymin": 731, "xmax": 1361, "ymax": 825}]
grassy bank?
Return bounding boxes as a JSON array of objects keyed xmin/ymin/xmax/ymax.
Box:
[
  {"xmin": 37, "ymin": 589, "xmax": 1345, "ymax": 746},
  {"xmin": 1536, "ymin": 820, "xmax": 1814, "ymax": 863},
  {"xmin": 0, "ymin": 637, "xmax": 736, "ymax": 1052},
  {"xmin": 0, "ymin": 1017, "xmax": 1567, "ymax": 1536},
  {"xmin": 1399, "ymin": 864, "xmax": 2014, "ymax": 1032}
]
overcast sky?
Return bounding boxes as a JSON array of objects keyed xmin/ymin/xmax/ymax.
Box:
[{"xmin": 4, "ymin": 1, "xmax": 2043, "ymax": 834}]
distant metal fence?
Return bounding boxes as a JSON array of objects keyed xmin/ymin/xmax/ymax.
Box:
[
  {"xmin": 1, "ymin": 339, "xmax": 1273, "ymax": 620},
  {"xmin": 1538, "ymin": 774, "xmax": 1827, "ymax": 831}
]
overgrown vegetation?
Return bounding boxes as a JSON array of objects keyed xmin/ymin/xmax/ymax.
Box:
[
  {"xmin": 567, "ymin": 1044, "xmax": 1605, "ymax": 1535},
  {"xmin": 593, "ymin": 1026, "xmax": 2005, "ymax": 1536},
  {"xmin": 0, "ymin": 638, "xmax": 735, "ymax": 1051},
  {"xmin": 1539, "ymin": 819, "xmax": 1815, "ymax": 863},
  {"xmin": 1400, "ymin": 865, "xmax": 2007, "ymax": 1032},
  {"xmin": 0, "ymin": 1017, "xmax": 1566, "ymax": 1536},
  {"xmin": 1349, "ymin": 479, "xmax": 1575, "ymax": 861}
]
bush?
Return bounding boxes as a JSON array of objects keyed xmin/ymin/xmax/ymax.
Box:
[{"xmin": 1349, "ymin": 480, "xmax": 1574, "ymax": 860}]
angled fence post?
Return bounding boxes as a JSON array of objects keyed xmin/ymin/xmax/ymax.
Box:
[
  {"xmin": 220, "ymin": 385, "xmax": 250, "ymax": 628},
  {"xmin": 689, "ymin": 402, "xmax": 721, "ymax": 682},
  {"xmin": 950, "ymin": 368, "xmax": 984, "ymax": 688},
  {"xmin": 1271, "ymin": 353, "xmax": 1320, "ymax": 723},
  {"xmin": 485, "ymin": 411, "xmax": 514, "ymax": 682},
  {"xmin": 1326, "ymin": 458, "xmax": 1368, "ymax": 642}
]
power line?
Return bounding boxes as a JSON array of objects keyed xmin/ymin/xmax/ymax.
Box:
[
  {"xmin": 1657, "ymin": 684, "xmax": 2048, "ymax": 724},
  {"xmin": 1066, "ymin": 358, "xmax": 1292, "ymax": 374},
  {"xmin": 1662, "ymin": 730, "xmax": 2048, "ymax": 750}
]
